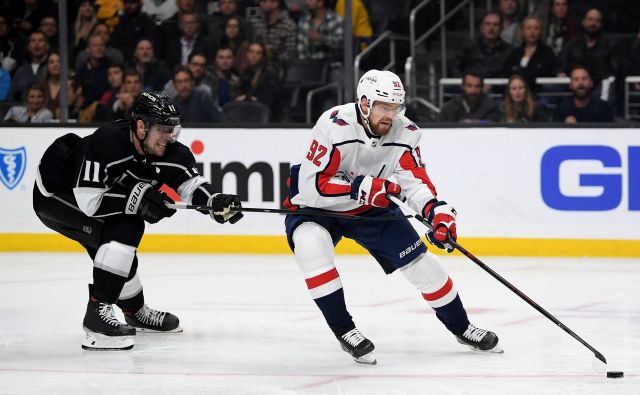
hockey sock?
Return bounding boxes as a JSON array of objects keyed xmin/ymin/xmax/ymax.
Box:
[
  {"xmin": 92, "ymin": 241, "xmax": 137, "ymax": 303},
  {"xmin": 434, "ymin": 294, "xmax": 470, "ymax": 335},
  {"xmin": 313, "ymin": 288, "xmax": 354, "ymax": 333}
]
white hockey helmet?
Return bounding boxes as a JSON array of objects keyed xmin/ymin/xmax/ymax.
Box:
[{"xmin": 356, "ymin": 69, "xmax": 405, "ymax": 118}]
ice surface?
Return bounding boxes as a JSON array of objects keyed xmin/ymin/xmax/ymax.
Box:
[{"xmin": 0, "ymin": 253, "xmax": 638, "ymax": 394}]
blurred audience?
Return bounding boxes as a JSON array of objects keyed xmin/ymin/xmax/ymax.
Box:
[
  {"xmin": 0, "ymin": 14, "xmax": 23, "ymax": 74},
  {"xmin": 6, "ymin": 31, "xmax": 49, "ymax": 102},
  {"xmin": 75, "ymin": 23, "xmax": 124, "ymax": 69},
  {"xmin": 503, "ymin": 16, "xmax": 557, "ymax": 90},
  {"xmin": 236, "ymin": 42, "xmax": 281, "ymax": 120},
  {"xmin": 297, "ymin": 0, "xmax": 343, "ymax": 62},
  {"xmin": 439, "ymin": 70, "xmax": 502, "ymax": 123},
  {"xmin": 131, "ymin": 39, "xmax": 170, "ymax": 91},
  {"xmin": 99, "ymin": 63, "xmax": 124, "ymax": 109},
  {"xmin": 72, "ymin": 0, "xmax": 98, "ymax": 62},
  {"xmin": 75, "ymin": 34, "xmax": 111, "ymax": 104},
  {"xmin": 499, "ymin": 0, "xmax": 522, "ymax": 46},
  {"xmin": 452, "ymin": 11, "xmax": 512, "ymax": 78},
  {"xmin": 219, "ymin": 16, "xmax": 250, "ymax": 73},
  {"xmin": 4, "ymin": 83, "xmax": 53, "ymax": 122},
  {"xmin": 43, "ymin": 51, "xmax": 61, "ymax": 113},
  {"xmin": 559, "ymin": 7, "xmax": 621, "ymax": 85},
  {"xmin": 38, "ymin": 16, "xmax": 58, "ymax": 52},
  {"xmin": 59, "ymin": 75, "xmax": 110, "ymax": 122},
  {"xmin": 335, "ymin": 0, "xmax": 372, "ymax": 51},
  {"xmin": 110, "ymin": 69, "xmax": 143, "ymax": 119},
  {"xmin": 164, "ymin": 12, "xmax": 215, "ymax": 70},
  {"xmin": 171, "ymin": 66, "xmax": 224, "ymax": 122},
  {"xmin": 142, "ymin": 0, "xmax": 178, "ymax": 25},
  {"xmin": 110, "ymin": 0, "xmax": 156, "ymax": 60},
  {"xmin": 250, "ymin": 0, "xmax": 297, "ymax": 70},
  {"xmin": 207, "ymin": 0, "xmax": 253, "ymax": 47},
  {"xmin": 209, "ymin": 46, "xmax": 240, "ymax": 107},
  {"xmin": 553, "ymin": 66, "xmax": 614, "ymax": 122},
  {"xmin": 502, "ymin": 74, "xmax": 549, "ymax": 122},
  {"xmin": 540, "ymin": 0, "xmax": 578, "ymax": 56}
]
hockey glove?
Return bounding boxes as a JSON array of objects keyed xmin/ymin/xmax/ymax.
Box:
[
  {"xmin": 350, "ymin": 175, "xmax": 401, "ymax": 208},
  {"xmin": 424, "ymin": 201, "xmax": 457, "ymax": 253},
  {"xmin": 208, "ymin": 193, "xmax": 243, "ymax": 224},
  {"xmin": 125, "ymin": 182, "xmax": 177, "ymax": 224}
]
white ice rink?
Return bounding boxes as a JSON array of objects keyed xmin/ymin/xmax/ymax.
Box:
[{"xmin": 0, "ymin": 252, "xmax": 638, "ymax": 395}]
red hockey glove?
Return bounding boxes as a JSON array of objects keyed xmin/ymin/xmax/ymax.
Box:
[
  {"xmin": 350, "ymin": 175, "xmax": 401, "ymax": 208},
  {"xmin": 424, "ymin": 200, "xmax": 457, "ymax": 253}
]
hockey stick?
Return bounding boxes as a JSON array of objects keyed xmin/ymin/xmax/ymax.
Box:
[
  {"xmin": 387, "ymin": 195, "xmax": 608, "ymax": 365},
  {"xmin": 166, "ymin": 203, "xmax": 413, "ymax": 221}
]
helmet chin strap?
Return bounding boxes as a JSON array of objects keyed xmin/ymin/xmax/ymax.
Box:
[
  {"xmin": 132, "ymin": 120, "xmax": 150, "ymax": 155},
  {"xmin": 358, "ymin": 100, "xmax": 379, "ymax": 136}
]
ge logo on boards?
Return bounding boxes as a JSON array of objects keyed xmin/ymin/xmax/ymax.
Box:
[{"xmin": 541, "ymin": 145, "xmax": 640, "ymax": 211}]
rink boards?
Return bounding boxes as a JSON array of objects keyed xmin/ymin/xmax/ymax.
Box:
[{"xmin": 0, "ymin": 126, "xmax": 638, "ymax": 257}]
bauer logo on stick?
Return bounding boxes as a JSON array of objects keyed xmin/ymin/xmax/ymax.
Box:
[{"xmin": 0, "ymin": 147, "xmax": 26, "ymax": 190}]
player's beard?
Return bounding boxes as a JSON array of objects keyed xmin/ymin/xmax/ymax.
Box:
[{"xmin": 370, "ymin": 118, "xmax": 393, "ymax": 136}]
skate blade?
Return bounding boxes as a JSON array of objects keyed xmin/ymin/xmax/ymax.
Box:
[
  {"xmin": 135, "ymin": 326, "xmax": 183, "ymax": 334},
  {"xmin": 82, "ymin": 331, "xmax": 134, "ymax": 351},
  {"xmin": 354, "ymin": 353, "xmax": 377, "ymax": 365},
  {"xmin": 457, "ymin": 338, "xmax": 504, "ymax": 353}
]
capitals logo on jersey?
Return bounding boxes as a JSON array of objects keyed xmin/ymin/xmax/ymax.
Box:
[
  {"xmin": 0, "ymin": 147, "xmax": 26, "ymax": 190},
  {"xmin": 330, "ymin": 110, "xmax": 348, "ymax": 126}
]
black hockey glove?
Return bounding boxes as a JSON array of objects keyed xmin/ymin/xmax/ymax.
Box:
[
  {"xmin": 125, "ymin": 182, "xmax": 177, "ymax": 224},
  {"xmin": 207, "ymin": 193, "xmax": 243, "ymax": 224}
]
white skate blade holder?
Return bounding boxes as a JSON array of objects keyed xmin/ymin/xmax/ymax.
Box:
[
  {"xmin": 456, "ymin": 337, "xmax": 504, "ymax": 354},
  {"xmin": 354, "ymin": 352, "xmax": 377, "ymax": 365},
  {"xmin": 134, "ymin": 325, "xmax": 183, "ymax": 334},
  {"xmin": 82, "ymin": 330, "xmax": 134, "ymax": 351}
]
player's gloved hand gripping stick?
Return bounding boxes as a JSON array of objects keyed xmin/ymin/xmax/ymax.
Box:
[{"xmin": 387, "ymin": 194, "xmax": 612, "ymax": 371}]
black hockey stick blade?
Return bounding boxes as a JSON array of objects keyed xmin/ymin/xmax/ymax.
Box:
[
  {"xmin": 387, "ymin": 195, "xmax": 608, "ymax": 365},
  {"xmin": 166, "ymin": 203, "xmax": 412, "ymax": 221}
]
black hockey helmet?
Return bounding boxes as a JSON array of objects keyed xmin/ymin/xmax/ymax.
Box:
[{"xmin": 131, "ymin": 92, "xmax": 182, "ymax": 142}]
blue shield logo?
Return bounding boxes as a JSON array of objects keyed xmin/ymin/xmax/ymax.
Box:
[{"xmin": 0, "ymin": 147, "xmax": 27, "ymax": 190}]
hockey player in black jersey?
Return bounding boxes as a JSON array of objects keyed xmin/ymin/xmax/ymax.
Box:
[{"xmin": 33, "ymin": 92, "xmax": 243, "ymax": 350}]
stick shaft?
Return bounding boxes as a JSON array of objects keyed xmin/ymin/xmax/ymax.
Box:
[
  {"xmin": 166, "ymin": 204, "xmax": 412, "ymax": 221},
  {"xmin": 388, "ymin": 195, "xmax": 607, "ymax": 364}
]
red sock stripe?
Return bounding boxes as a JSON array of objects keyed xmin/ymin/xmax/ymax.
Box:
[
  {"xmin": 422, "ymin": 277, "xmax": 453, "ymax": 301},
  {"xmin": 305, "ymin": 268, "xmax": 339, "ymax": 289}
]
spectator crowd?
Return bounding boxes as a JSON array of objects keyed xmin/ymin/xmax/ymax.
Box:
[{"xmin": 0, "ymin": 0, "xmax": 639, "ymax": 124}]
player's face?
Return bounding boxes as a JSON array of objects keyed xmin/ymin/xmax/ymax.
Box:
[
  {"xmin": 144, "ymin": 124, "xmax": 177, "ymax": 156},
  {"xmin": 369, "ymin": 102, "xmax": 402, "ymax": 136}
]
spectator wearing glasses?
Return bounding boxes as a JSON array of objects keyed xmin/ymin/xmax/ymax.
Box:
[
  {"xmin": 162, "ymin": 52, "xmax": 214, "ymax": 98},
  {"xmin": 553, "ymin": 65, "xmax": 614, "ymax": 123},
  {"xmin": 502, "ymin": 74, "xmax": 549, "ymax": 123},
  {"xmin": 250, "ymin": 0, "xmax": 298, "ymax": 70}
]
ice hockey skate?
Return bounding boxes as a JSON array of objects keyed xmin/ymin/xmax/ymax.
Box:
[
  {"xmin": 337, "ymin": 328, "xmax": 377, "ymax": 365},
  {"xmin": 455, "ymin": 324, "xmax": 503, "ymax": 353},
  {"xmin": 82, "ymin": 297, "xmax": 136, "ymax": 351},
  {"xmin": 123, "ymin": 304, "xmax": 182, "ymax": 333}
]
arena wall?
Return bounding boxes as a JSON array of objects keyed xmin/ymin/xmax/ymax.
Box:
[{"xmin": 1, "ymin": 126, "xmax": 638, "ymax": 257}]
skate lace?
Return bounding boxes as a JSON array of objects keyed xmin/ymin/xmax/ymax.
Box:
[
  {"xmin": 462, "ymin": 324, "xmax": 487, "ymax": 343},
  {"xmin": 135, "ymin": 305, "xmax": 166, "ymax": 327},
  {"xmin": 342, "ymin": 328, "xmax": 366, "ymax": 347},
  {"xmin": 98, "ymin": 303, "xmax": 121, "ymax": 327}
]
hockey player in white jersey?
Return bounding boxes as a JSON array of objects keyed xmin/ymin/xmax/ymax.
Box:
[{"xmin": 284, "ymin": 70, "xmax": 502, "ymax": 364}]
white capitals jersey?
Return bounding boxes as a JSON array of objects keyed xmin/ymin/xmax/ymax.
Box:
[{"xmin": 287, "ymin": 103, "xmax": 440, "ymax": 215}]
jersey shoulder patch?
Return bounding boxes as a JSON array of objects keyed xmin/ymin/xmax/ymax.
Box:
[{"xmin": 329, "ymin": 109, "xmax": 349, "ymax": 126}]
